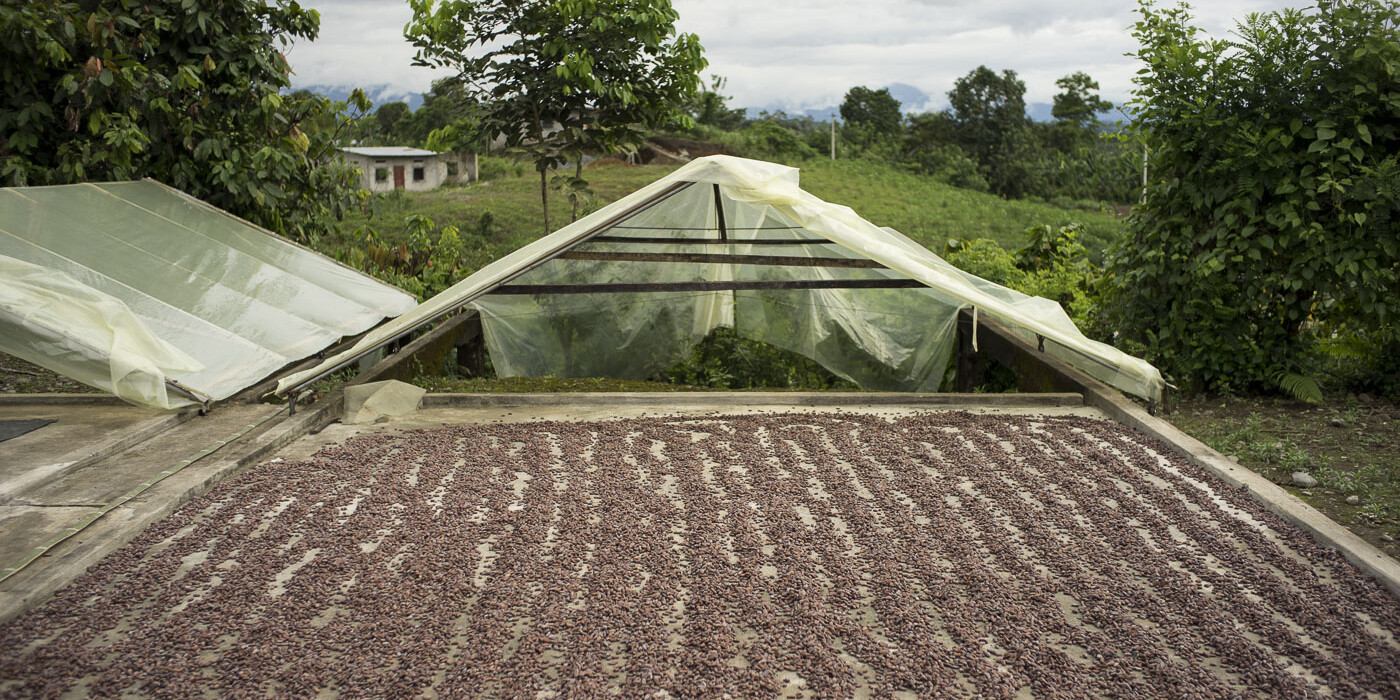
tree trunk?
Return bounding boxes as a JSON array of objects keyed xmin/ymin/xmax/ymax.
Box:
[
  {"xmin": 533, "ymin": 109, "xmax": 550, "ymax": 235},
  {"xmin": 572, "ymin": 157, "xmax": 583, "ymax": 222},
  {"xmin": 539, "ymin": 167, "xmax": 550, "ymax": 234}
]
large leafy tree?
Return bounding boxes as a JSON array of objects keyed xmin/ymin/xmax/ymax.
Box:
[
  {"xmin": 947, "ymin": 66, "xmax": 1033, "ymax": 197},
  {"xmin": 840, "ymin": 86, "xmax": 902, "ymax": 137},
  {"xmin": 0, "ymin": 0, "xmax": 367, "ymax": 240},
  {"xmin": 901, "ymin": 112, "xmax": 987, "ymax": 191},
  {"xmin": 1051, "ymin": 71, "xmax": 1112, "ymax": 129},
  {"xmin": 1107, "ymin": 0, "xmax": 1400, "ymax": 394},
  {"xmin": 407, "ymin": 0, "xmax": 706, "ymax": 233}
]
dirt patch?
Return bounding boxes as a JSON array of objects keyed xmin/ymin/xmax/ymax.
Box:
[
  {"xmin": 1168, "ymin": 395, "xmax": 1400, "ymax": 558},
  {"xmin": 0, "ymin": 354, "xmax": 90, "ymax": 395},
  {"xmin": 3, "ymin": 412, "xmax": 1398, "ymax": 698}
]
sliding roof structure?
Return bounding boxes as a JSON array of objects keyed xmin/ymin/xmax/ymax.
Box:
[
  {"xmin": 0, "ymin": 180, "xmax": 416, "ymax": 409},
  {"xmin": 278, "ymin": 156, "xmax": 1165, "ymax": 403}
]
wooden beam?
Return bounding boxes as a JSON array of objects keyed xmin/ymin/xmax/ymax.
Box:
[
  {"xmin": 588, "ymin": 235, "xmax": 834, "ymax": 246},
  {"xmin": 712, "ymin": 184, "xmax": 728, "ymax": 242},
  {"xmin": 556, "ymin": 250, "xmax": 885, "ymax": 268},
  {"xmin": 489, "ymin": 279, "xmax": 926, "ymax": 295}
]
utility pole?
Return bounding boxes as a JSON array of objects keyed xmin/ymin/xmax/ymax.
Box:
[{"xmin": 830, "ymin": 117, "xmax": 836, "ymax": 160}]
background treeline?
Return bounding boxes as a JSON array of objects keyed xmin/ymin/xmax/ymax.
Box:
[{"xmin": 677, "ymin": 69, "xmax": 1139, "ymax": 207}]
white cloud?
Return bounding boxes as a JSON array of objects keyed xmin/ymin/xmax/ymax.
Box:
[
  {"xmin": 287, "ymin": 0, "xmax": 445, "ymax": 90},
  {"xmin": 289, "ymin": 0, "xmax": 1310, "ymax": 112}
]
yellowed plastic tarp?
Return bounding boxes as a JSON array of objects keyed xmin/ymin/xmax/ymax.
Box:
[
  {"xmin": 277, "ymin": 156, "xmax": 1164, "ymax": 402},
  {"xmin": 0, "ymin": 255, "xmax": 205, "ymax": 408},
  {"xmin": 0, "ymin": 180, "xmax": 417, "ymax": 409}
]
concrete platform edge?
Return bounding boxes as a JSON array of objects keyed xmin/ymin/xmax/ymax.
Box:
[
  {"xmin": 49, "ymin": 411, "xmax": 197, "ymax": 484},
  {"xmin": 0, "ymin": 394, "xmax": 132, "ymax": 406},
  {"xmin": 1083, "ymin": 384, "xmax": 1400, "ymax": 599},
  {"xmin": 973, "ymin": 316, "xmax": 1400, "ymax": 599},
  {"xmin": 420, "ymin": 391, "xmax": 1084, "ymax": 408}
]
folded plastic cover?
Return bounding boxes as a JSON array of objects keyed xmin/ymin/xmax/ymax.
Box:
[
  {"xmin": 278, "ymin": 156, "xmax": 1165, "ymax": 402},
  {"xmin": 0, "ymin": 181, "xmax": 416, "ymax": 409}
]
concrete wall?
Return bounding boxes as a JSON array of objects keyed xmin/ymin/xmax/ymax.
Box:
[{"xmin": 342, "ymin": 153, "xmax": 447, "ymax": 193}]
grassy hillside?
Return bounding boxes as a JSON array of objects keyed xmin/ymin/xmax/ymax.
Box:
[
  {"xmin": 795, "ymin": 158, "xmax": 1123, "ymax": 254},
  {"xmin": 328, "ymin": 156, "xmax": 1123, "ymax": 277}
]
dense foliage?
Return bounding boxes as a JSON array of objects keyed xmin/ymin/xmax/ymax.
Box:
[
  {"xmin": 945, "ymin": 223, "xmax": 1104, "ymax": 335},
  {"xmin": 840, "ymin": 87, "xmax": 901, "ymax": 136},
  {"xmin": 1106, "ymin": 0, "xmax": 1400, "ymax": 395},
  {"xmin": 0, "ymin": 0, "xmax": 366, "ymax": 240}
]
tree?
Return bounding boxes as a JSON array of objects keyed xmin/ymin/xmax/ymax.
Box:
[
  {"xmin": 947, "ymin": 66, "xmax": 1033, "ymax": 196},
  {"xmin": 1051, "ymin": 72, "xmax": 1112, "ymax": 128},
  {"xmin": 391, "ymin": 77, "xmax": 483, "ymax": 150},
  {"xmin": 684, "ymin": 75, "xmax": 746, "ymax": 131},
  {"xmin": 374, "ymin": 102, "xmax": 413, "ymax": 143},
  {"xmin": 840, "ymin": 86, "xmax": 902, "ymax": 137},
  {"xmin": 901, "ymin": 112, "xmax": 987, "ymax": 191},
  {"xmin": 1106, "ymin": 0, "xmax": 1400, "ymax": 395},
  {"xmin": 407, "ymin": 0, "xmax": 706, "ymax": 233},
  {"xmin": 0, "ymin": 0, "xmax": 367, "ymax": 240}
]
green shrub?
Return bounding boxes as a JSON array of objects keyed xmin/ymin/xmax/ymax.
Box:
[
  {"xmin": 1106, "ymin": 1, "xmax": 1400, "ymax": 395},
  {"xmin": 943, "ymin": 238, "xmax": 1026, "ymax": 287},
  {"xmin": 477, "ymin": 155, "xmax": 526, "ymax": 180},
  {"xmin": 945, "ymin": 222, "xmax": 1105, "ymax": 337},
  {"xmin": 733, "ymin": 120, "xmax": 817, "ymax": 162}
]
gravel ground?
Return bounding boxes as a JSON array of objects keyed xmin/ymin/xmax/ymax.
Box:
[{"xmin": 3, "ymin": 412, "xmax": 1399, "ymax": 698}]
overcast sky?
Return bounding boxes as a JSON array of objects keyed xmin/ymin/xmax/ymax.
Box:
[{"xmin": 287, "ymin": 0, "xmax": 1312, "ymax": 112}]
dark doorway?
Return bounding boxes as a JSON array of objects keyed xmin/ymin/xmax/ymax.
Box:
[{"xmin": 393, "ymin": 165, "xmax": 406, "ymax": 189}]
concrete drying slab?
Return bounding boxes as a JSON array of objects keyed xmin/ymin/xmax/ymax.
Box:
[
  {"xmin": 0, "ymin": 404, "xmax": 188, "ymax": 502},
  {"xmin": 3, "ymin": 409, "xmax": 1398, "ymax": 698},
  {"xmin": 0, "ymin": 395, "xmax": 1097, "ymax": 626}
]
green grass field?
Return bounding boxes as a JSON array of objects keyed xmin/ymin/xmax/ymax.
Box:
[
  {"xmin": 794, "ymin": 158, "xmax": 1123, "ymax": 253},
  {"xmin": 327, "ymin": 155, "xmax": 1124, "ymax": 276}
]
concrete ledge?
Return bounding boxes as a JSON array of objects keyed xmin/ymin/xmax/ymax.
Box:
[
  {"xmin": 976, "ymin": 315, "xmax": 1400, "ymax": 600},
  {"xmin": 0, "ymin": 394, "xmax": 130, "ymax": 406},
  {"xmin": 1083, "ymin": 384, "xmax": 1400, "ymax": 600},
  {"xmin": 420, "ymin": 391, "xmax": 1084, "ymax": 409}
]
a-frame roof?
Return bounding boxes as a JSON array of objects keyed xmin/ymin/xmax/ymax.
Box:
[{"xmin": 277, "ymin": 156, "xmax": 1164, "ymax": 402}]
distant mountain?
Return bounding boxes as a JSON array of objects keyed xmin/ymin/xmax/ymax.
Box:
[
  {"xmin": 745, "ymin": 92, "xmax": 1061, "ymax": 124},
  {"xmin": 884, "ymin": 83, "xmax": 937, "ymax": 113},
  {"xmin": 1027, "ymin": 102, "xmax": 1055, "ymax": 122},
  {"xmin": 292, "ymin": 83, "xmax": 423, "ymax": 111}
]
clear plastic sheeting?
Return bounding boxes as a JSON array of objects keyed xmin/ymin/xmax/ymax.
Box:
[
  {"xmin": 0, "ymin": 180, "xmax": 416, "ymax": 409},
  {"xmin": 473, "ymin": 183, "xmax": 962, "ymax": 390},
  {"xmin": 0, "ymin": 255, "xmax": 205, "ymax": 409},
  {"xmin": 278, "ymin": 156, "xmax": 1165, "ymax": 403}
]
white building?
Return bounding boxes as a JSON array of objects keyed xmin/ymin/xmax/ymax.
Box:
[{"xmin": 339, "ymin": 147, "xmax": 475, "ymax": 193}]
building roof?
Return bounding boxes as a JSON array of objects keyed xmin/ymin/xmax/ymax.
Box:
[{"xmin": 339, "ymin": 146, "xmax": 439, "ymax": 158}]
